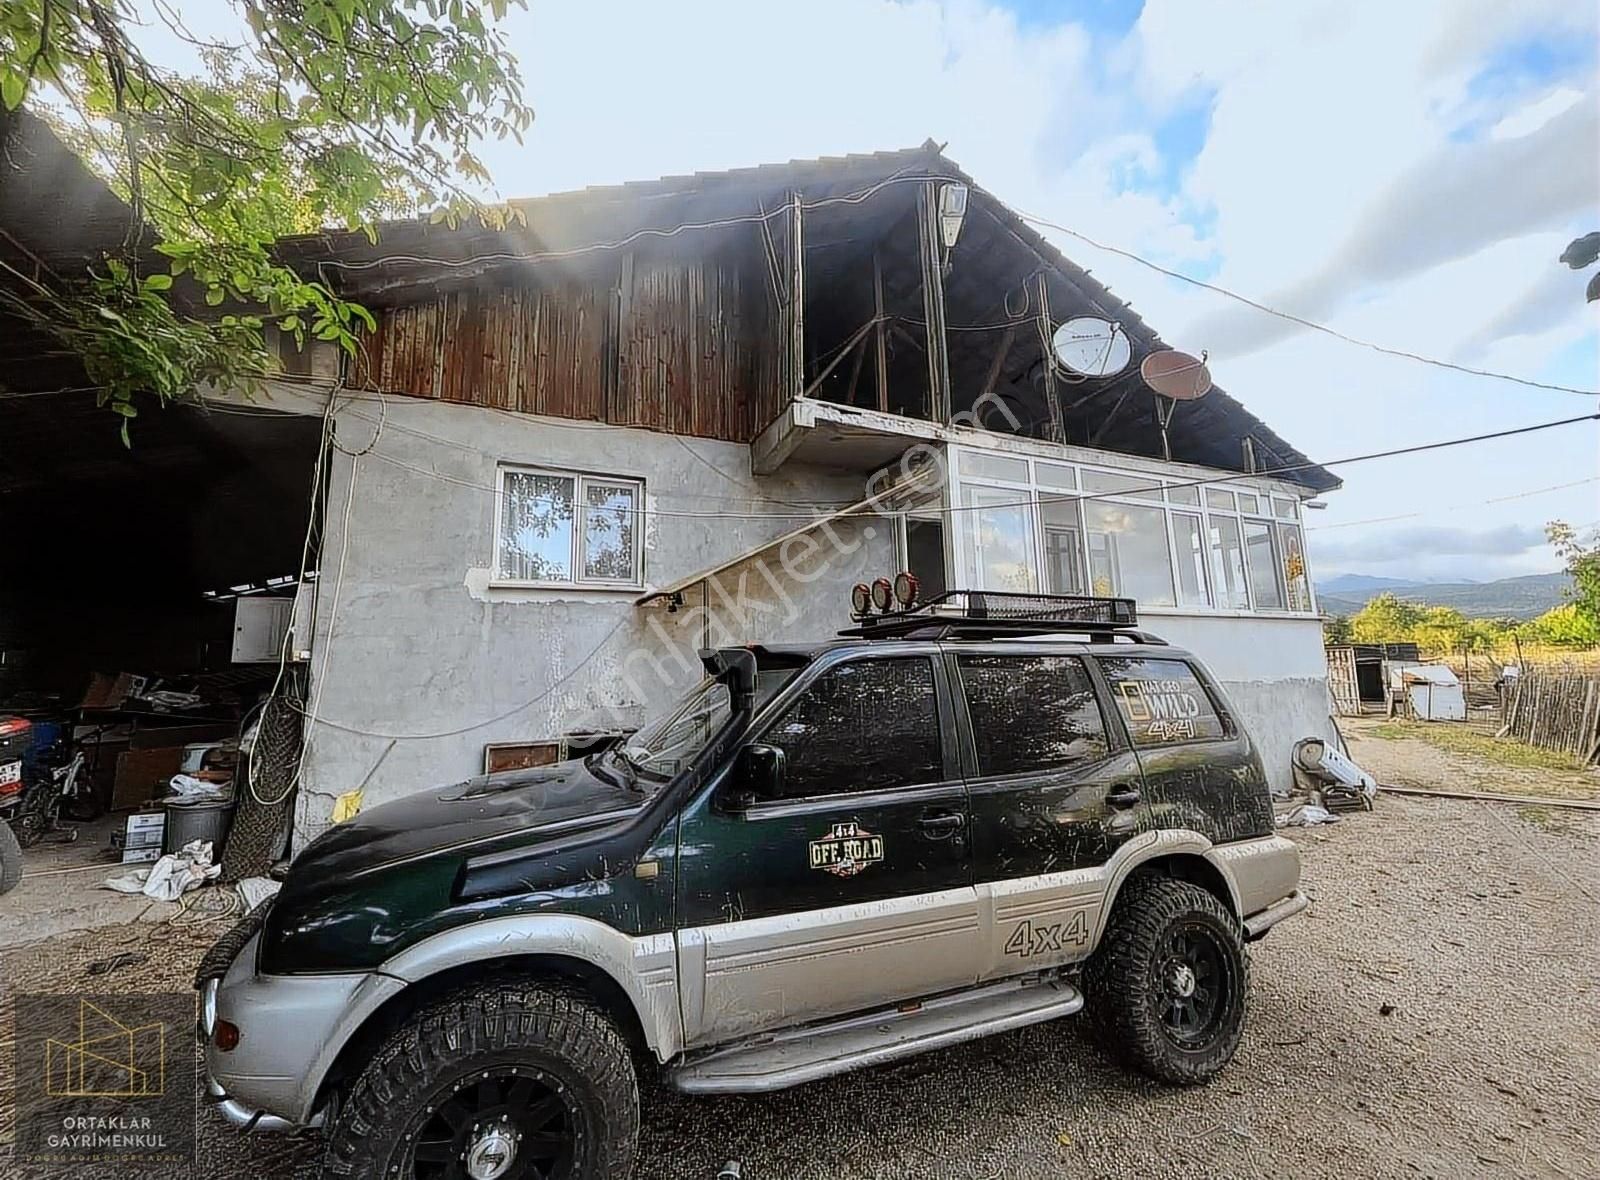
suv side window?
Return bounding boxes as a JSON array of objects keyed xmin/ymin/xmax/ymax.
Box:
[
  {"xmin": 957, "ymin": 655, "xmax": 1109, "ymax": 776},
  {"xmin": 1099, "ymin": 656, "xmax": 1227, "ymax": 746},
  {"xmin": 762, "ymin": 657, "xmax": 942, "ymax": 799}
]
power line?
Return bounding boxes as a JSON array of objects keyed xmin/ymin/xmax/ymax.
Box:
[
  {"xmin": 1013, "ymin": 207, "xmax": 1600, "ymax": 397},
  {"xmin": 1306, "ymin": 476, "xmax": 1600, "ymax": 532},
  {"xmin": 359, "ymin": 407, "xmax": 1600, "ymax": 520}
]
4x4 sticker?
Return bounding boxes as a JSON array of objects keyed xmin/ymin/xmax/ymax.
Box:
[
  {"xmin": 1004, "ymin": 912, "xmax": 1090, "ymax": 957},
  {"xmin": 809, "ymin": 822, "xmax": 884, "ymax": 877}
]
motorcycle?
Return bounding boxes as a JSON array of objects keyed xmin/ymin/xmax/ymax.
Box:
[{"xmin": 0, "ymin": 716, "xmax": 88, "ymax": 896}]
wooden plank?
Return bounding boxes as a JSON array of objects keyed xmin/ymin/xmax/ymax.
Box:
[
  {"xmin": 916, "ymin": 182, "xmax": 951, "ymax": 423},
  {"xmin": 873, "ymin": 248, "xmax": 888, "ymax": 413}
]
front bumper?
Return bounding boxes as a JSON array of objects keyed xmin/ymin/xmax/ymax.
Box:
[{"xmin": 198, "ymin": 932, "xmax": 405, "ymax": 1130}]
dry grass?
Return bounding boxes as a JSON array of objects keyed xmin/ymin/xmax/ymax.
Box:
[{"xmin": 1366, "ymin": 720, "xmax": 1587, "ymax": 773}]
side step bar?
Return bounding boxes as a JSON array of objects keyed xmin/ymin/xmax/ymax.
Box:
[{"xmin": 668, "ymin": 976, "xmax": 1083, "ymax": 1095}]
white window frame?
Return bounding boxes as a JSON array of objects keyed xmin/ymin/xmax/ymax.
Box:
[
  {"xmin": 492, "ymin": 464, "xmax": 646, "ymax": 590},
  {"xmin": 945, "ymin": 443, "xmax": 1319, "ymax": 618}
]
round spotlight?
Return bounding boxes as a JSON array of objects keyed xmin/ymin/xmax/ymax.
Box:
[
  {"xmin": 850, "ymin": 582, "xmax": 871, "ymax": 616},
  {"xmin": 870, "ymin": 577, "xmax": 893, "ymax": 612},
  {"xmin": 893, "ymin": 571, "xmax": 919, "ymax": 608}
]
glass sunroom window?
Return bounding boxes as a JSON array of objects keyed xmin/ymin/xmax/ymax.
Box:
[
  {"xmin": 1040, "ymin": 496, "xmax": 1086, "ymax": 594},
  {"xmin": 1083, "ymin": 500, "xmax": 1175, "ymax": 606},
  {"xmin": 1208, "ymin": 515, "xmax": 1250, "ymax": 609},
  {"xmin": 962, "ymin": 484, "xmax": 1038, "ymax": 591},
  {"xmin": 1243, "ymin": 519, "xmax": 1285, "ymax": 609},
  {"xmin": 1172, "ymin": 512, "xmax": 1210, "ymax": 608}
]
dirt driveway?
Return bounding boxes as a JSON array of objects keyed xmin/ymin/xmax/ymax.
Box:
[{"xmin": 4, "ymin": 729, "xmax": 1598, "ymax": 1179}]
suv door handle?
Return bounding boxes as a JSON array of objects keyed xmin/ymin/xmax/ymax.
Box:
[
  {"xmin": 918, "ymin": 811, "xmax": 965, "ymax": 838},
  {"xmin": 1106, "ymin": 787, "xmax": 1142, "ymax": 809}
]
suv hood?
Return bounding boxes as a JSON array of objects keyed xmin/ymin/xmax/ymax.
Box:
[{"xmin": 288, "ymin": 756, "xmax": 643, "ymax": 882}]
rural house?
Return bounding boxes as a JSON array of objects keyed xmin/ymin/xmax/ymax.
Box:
[{"xmin": 2, "ymin": 130, "xmax": 1340, "ymax": 845}]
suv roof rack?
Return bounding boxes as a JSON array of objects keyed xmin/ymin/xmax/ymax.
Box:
[{"xmin": 838, "ymin": 590, "xmax": 1166, "ymax": 644}]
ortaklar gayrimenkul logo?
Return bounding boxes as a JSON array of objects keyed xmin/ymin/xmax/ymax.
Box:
[
  {"xmin": 808, "ymin": 821, "xmax": 885, "ymax": 877},
  {"xmin": 15, "ymin": 991, "xmax": 196, "ymax": 1170}
]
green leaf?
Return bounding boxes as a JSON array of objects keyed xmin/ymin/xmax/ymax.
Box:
[
  {"xmin": 120, "ymin": 418, "xmax": 132, "ymax": 449},
  {"xmin": 205, "ymin": 286, "xmax": 225, "ymax": 306},
  {"xmin": 350, "ymin": 303, "xmax": 376, "ymax": 331},
  {"xmin": 143, "ymin": 273, "xmax": 173, "ymax": 291},
  {"xmin": 1, "ymin": 69, "xmax": 25, "ymax": 111},
  {"xmin": 110, "ymin": 401, "xmax": 138, "ymax": 418}
]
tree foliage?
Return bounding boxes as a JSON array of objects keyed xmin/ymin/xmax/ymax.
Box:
[
  {"xmin": 1547, "ymin": 520, "xmax": 1600, "ymax": 625},
  {"xmin": 0, "ymin": 0, "xmax": 531, "ymax": 440},
  {"xmin": 1560, "ymin": 231, "xmax": 1600, "ymax": 304}
]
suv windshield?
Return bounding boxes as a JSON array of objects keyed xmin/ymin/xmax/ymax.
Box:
[{"xmin": 609, "ymin": 667, "xmax": 799, "ymax": 785}]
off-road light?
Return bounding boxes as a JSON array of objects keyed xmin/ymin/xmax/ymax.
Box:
[
  {"xmin": 893, "ymin": 571, "xmax": 919, "ymax": 608},
  {"xmin": 850, "ymin": 582, "xmax": 872, "ymax": 615},
  {"xmin": 870, "ymin": 577, "xmax": 893, "ymax": 612}
]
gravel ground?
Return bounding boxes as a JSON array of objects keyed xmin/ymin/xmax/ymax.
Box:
[{"xmin": 4, "ymin": 744, "xmax": 1598, "ymax": 1178}]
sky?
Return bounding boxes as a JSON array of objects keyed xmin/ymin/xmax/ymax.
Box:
[{"xmin": 138, "ymin": 1, "xmax": 1600, "ymax": 583}]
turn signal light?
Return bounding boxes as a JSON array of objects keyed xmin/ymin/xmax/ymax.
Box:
[{"xmin": 213, "ymin": 1020, "xmax": 241, "ymax": 1052}]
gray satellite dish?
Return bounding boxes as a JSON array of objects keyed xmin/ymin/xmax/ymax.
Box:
[{"xmin": 1051, "ymin": 316, "xmax": 1131, "ymax": 378}]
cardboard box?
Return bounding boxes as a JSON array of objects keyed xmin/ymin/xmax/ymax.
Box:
[{"xmin": 122, "ymin": 812, "xmax": 165, "ymax": 863}]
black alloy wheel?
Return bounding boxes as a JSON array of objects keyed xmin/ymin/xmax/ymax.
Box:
[
  {"xmin": 401, "ymin": 1065, "xmax": 577, "ymax": 1180},
  {"xmin": 322, "ymin": 982, "xmax": 640, "ymax": 1180},
  {"xmin": 1084, "ymin": 874, "xmax": 1250, "ymax": 1085},
  {"xmin": 1154, "ymin": 922, "xmax": 1231, "ymax": 1048}
]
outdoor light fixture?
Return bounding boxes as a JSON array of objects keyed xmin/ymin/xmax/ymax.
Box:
[
  {"xmin": 870, "ymin": 577, "xmax": 894, "ymax": 612},
  {"xmin": 850, "ymin": 582, "xmax": 872, "ymax": 615},
  {"xmin": 893, "ymin": 571, "xmax": 919, "ymax": 608},
  {"xmin": 938, "ymin": 182, "xmax": 968, "ymax": 251}
]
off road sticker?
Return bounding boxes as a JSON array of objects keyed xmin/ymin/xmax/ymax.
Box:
[
  {"xmin": 1003, "ymin": 912, "xmax": 1090, "ymax": 957},
  {"xmin": 809, "ymin": 822, "xmax": 884, "ymax": 877},
  {"xmin": 1113, "ymin": 678, "xmax": 1202, "ymax": 742}
]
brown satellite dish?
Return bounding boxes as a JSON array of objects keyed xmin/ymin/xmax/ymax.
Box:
[{"xmin": 1140, "ymin": 349, "xmax": 1212, "ymax": 400}]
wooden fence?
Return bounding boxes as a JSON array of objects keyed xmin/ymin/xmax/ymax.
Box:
[{"xmin": 1500, "ymin": 671, "xmax": 1600, "ymax": 763}]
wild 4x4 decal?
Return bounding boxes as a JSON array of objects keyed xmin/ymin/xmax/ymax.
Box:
[{"xmin": 808, "ymin": 822, "xmax": 884, "ymax": 877}]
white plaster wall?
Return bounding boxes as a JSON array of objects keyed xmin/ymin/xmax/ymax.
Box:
[
  {"xmin": 263, "ymin": 386, "xmax": 894, "ymax": 843},
  {"xmin": 1140, "ymin": 611, "xmax": 1335, "ymax": 795}
]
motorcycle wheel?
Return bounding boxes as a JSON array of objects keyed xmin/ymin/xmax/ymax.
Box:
[{"xmin": 0, "ymin": 821, "xmax": 22, "ymax": 896}]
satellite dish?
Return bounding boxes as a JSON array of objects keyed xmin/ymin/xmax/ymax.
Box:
[
  {"xmin": 1140, "ymin": 349, "xmax": 1212, "ymax": 400},
  {"xmin": 1051, "ymin": 316, "xmax": 1131, "ymax": 378}
]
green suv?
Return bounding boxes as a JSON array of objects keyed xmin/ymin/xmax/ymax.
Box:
[{"xmin": 198, "ymin": 592, "xmax": 1306, "ymax": 1179}]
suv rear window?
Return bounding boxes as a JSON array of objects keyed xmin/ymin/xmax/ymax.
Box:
[
  {"xmin": 1099, "ymin": 656, "xmax": 1227, "ymax": 746},
  {"xmin": 762, "ymin": 656, "xmax": 942, "ymax": 799},
  {"xmin": 957, "ymin": 655, "xmax": 1108, "ymax": 777}
]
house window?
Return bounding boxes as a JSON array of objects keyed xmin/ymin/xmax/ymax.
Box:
[
  {"xmin": 496, "ymin": 466, "xmax": 643, "ymax": 587},
  {"xmin": 1083, "ymin": 499, "xmax": 1175, "ymax": 606},
  {"xmin": 1242, "ymin": 519, "xmax": 1285, "ymax": 609},
  {"xmin": 944, "ymin": 445, "xmax": 1316, "ymax": 617}
]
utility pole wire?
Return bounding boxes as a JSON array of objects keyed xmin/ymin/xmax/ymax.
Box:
[{"xmin": 1014, "ymin": 208, "xmax": 1600, "ymax": 398}]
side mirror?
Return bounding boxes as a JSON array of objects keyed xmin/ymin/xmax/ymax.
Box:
[{"xmin": 725, "ymin": 744, "xmax": 785, "ymax": 810}]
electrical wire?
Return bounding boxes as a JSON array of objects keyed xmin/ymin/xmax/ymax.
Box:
[
  {"xmin": 1012, "ymin": 207, "xmax": 1600, "ymax": 397},
  {"xmin": 360, "ymin": 409, "xmax": 1600, "ymax": 521},
  {"xmin": 1306, "ymin": 477, "xmax": 1600, "ymax": 533},
  {"xmin": 293, "ymin": 612, "xmax": 636, "ymax": 740},
  {"xmin": 285, "ymin": 410, "xmax": 1597, "ymax": 743}
]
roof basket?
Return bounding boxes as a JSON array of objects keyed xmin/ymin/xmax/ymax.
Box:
[{"xmin": 840, "ymin": 590, "xmax": 1161, "ymax": 642}]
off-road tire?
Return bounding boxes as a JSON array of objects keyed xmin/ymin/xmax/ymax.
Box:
[
  {"xmin": 1084, "ymin": 874, "xmax": 1249, "ymax": 1086},
  {"xmin": 322, "ymin": 980, "xmax": 640, "ymax": 1180},
  {"xmin": 0, "ymin": 820, "xmax": 22, "ymax": 895}
]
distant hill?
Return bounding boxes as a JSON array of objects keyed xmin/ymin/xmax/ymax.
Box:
[{"xmin": 1316, "ymin": 571, "xmax": 1571, "ymax": 620}]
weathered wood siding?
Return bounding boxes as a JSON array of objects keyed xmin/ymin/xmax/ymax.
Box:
[{"xmin": 354, "ymin": 250, "xmax": 784, "ymax": 443}]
